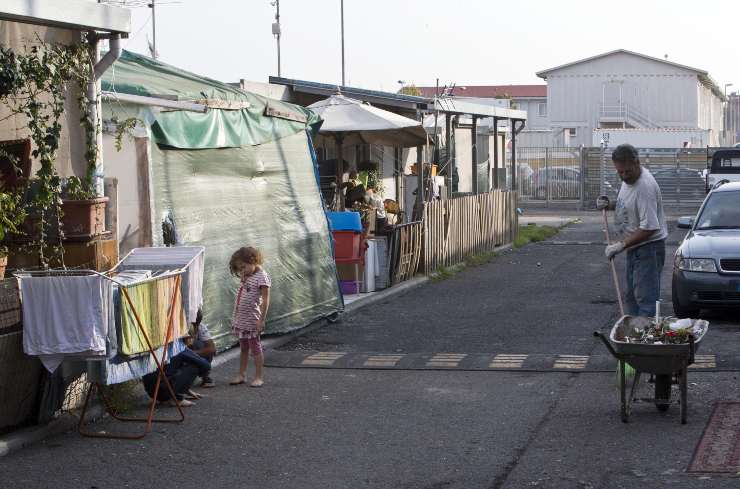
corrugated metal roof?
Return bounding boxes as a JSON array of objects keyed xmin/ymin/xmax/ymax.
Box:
[
  {"xmin": 416, "ymin": 85, "xmax": 546, "ymax": 99},
  {"xmin": 270, "ymin": 76, "xmax": 527, "ymax": 120}
]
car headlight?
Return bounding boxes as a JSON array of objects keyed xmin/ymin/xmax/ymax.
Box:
[{"xmin": 677, "ymin": 258, "xmax": 717, "ymax": 272}]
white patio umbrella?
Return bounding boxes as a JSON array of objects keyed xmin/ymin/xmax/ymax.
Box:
[{"xmin": 308, "ymin": 93, "xmax": 428, "ymax": 209}]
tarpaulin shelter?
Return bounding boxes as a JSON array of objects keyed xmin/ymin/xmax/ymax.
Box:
[{"xmin": 101, "ymin": 51, "xmax": 342, "ymax": 349}]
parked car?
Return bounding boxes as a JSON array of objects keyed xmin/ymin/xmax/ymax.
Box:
[
  {"xmin": 530, "ymin": 167, "xmax": 580, "ymax": 199},
  {"xmin": 650, "ymin": 167, "xmax": 706, "ymax": 200},
  {"xmin": 672, "ymin": 181, "xmax": 740, "ymax": 317}
]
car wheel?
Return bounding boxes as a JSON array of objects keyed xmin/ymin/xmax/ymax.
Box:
[{"xmin": 672, "ymin": 282, "xmax": 699, "ymax": 318}]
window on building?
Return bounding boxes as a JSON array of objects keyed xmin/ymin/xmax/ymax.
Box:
[
  {"xmin": 567, "ymin": 127, "xmax": 577, "ymax": 137},
  {"xmin": 538, "ymin": 103, "xmax": 547, "ymax": 117}
]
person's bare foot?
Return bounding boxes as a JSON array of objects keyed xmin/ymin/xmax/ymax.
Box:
[
  {"xmin": 249, "ymin": 379, "xmax": 264, "ymax": 388},
  {"xmin": 229, "ymin": 376, "xmax": 246, "ymax": 385}
]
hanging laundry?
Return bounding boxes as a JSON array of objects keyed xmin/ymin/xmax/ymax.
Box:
[
  {"xmin": 20, "ymin": 275, "xmax": 111, "ymax": 373},
  {"xmin": 117, "ymin": 246, "xmax": 205, "ymax": 323},
  {"xmin": 118, "ymin": 274, "xmax": 187, "ymax": 356}
]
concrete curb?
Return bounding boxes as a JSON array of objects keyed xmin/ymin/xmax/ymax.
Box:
[{"xmin": 212, "ymin": 276, "xmax": 431, "ymax": 367}]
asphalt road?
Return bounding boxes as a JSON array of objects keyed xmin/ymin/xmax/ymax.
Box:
[{"xmin": 1, "ymin": 213, "xmax": 738, "ymax": 489}]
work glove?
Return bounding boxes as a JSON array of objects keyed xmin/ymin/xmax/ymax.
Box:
[
  {"xmin": 596, "ymin": 195, "xmax": 610, "ymax": 211},
  {"xmin": 605, "ymin": 241, "xmax": 625, "ymax": 260}
]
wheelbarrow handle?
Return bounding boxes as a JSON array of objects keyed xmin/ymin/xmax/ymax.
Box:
[{"xmin": 593, "ymin": 331, "xmax": 621, "ymax": 359}]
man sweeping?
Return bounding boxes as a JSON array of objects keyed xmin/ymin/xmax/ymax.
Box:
[{"xmin": 597, "ymin": 144, "xmax": 668, "ymax": 317}]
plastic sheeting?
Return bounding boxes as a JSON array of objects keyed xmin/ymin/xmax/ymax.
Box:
[
  {"xmin": 102, "ymin": 50, "xmax": 321, "ymax": 149},
  {"xmin": 149, "ymin": 131, "xmax": 343, "ymax": 349}
]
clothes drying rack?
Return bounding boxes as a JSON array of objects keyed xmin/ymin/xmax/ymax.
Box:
[{"xmin": 15, "ymin": 267, "xmax": 187, "ymax": 440}]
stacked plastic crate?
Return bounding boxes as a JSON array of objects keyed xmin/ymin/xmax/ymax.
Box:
[{"xmin": 326, "ymin": 212, "xmax": 365, "ymax": 295}]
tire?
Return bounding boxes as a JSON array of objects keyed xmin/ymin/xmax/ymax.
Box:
[
  {"xmin": 655, "ymin": 374, "xmax": 671, "ymax": 412},
  {"xmin": 672, "ymin": 282, "xmax": 699, "ymax": 318}
]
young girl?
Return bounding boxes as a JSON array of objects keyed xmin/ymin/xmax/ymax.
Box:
[{"xmin": 228, "ymin": 246, "xmax": 271, "ymax": 387}]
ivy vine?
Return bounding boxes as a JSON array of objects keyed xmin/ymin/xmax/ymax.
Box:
[{"xmin": 0, "ymin": 36, "xmax": 96, "ymax": 266}]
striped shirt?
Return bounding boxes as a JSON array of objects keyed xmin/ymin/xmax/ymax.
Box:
[{"xmin": 232, "ymin": 269, "xmax": 271, "ymax": 339}]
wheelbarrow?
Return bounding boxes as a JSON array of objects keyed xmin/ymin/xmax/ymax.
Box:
[{"xmin": 593, "ymin": 315, "xmax": 709, "ymax": 424}]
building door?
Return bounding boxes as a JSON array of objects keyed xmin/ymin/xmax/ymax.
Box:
[{"xmin": 602, "ymin": 80, "xmax": 623, "ymax": 116}]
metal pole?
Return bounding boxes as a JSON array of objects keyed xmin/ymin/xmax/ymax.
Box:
[
  {"xmin": 445, "ymin": 110, "xmax": 452, "ymax": 197},
  {"xmin": 340, "ymin": 0, "xmax": 345, "ymax": 86},
  {"xmin": 433, "ymin": 78, "xmax": 439, "ymax": 166},
  {"xmin": 471, "ymin": 116, "xmax": 478, "ymax": 194},
  {"xmin": 416, "ymin": 110, "xmax": 424, "ymax": 208},
  {"xmin": 151, "ymin": 0, "xmax": 156, "ymax": 59},
  {"xmin": 493, "ymin": 117, "xmax": 499, "ymax": 189},
  {"xmin": 511, "ymin": 120, "xmax": 517, "ymax": 191},
  {"xmin": 276, "ymin": 0, "xmax": 281, "ymax": 77}
]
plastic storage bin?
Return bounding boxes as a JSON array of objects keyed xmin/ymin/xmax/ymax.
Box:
[
  {"xmin": 326, "ymin": 211, "xmax": 362, "ymax": 232},
  {"xmin": 332, "ymin": 231, "xmax": 363, "ymax": 261},
  {"xmin": 339, "ymin": 280, "xmax": 360, "ymax": 295}
]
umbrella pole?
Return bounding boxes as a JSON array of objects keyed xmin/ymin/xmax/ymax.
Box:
[{"xmin": 336, "ymin": 136, "xmax": 345, "ymax": 210}]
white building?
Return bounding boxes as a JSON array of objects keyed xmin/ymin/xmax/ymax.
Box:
[{"xmin": 536, "ymin": 49, "xmax": 727, "ymax": 147}]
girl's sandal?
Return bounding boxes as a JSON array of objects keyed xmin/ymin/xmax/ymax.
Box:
[
  {"xmin": 249, "ymin": 380, "xmax": 264, "ymax": 388},
  {"xmin": 229, "ymin": 376, "xmax": 246, "ymax": 385}
]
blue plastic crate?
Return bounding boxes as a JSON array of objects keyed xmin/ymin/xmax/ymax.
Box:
[{"xmin": 326, "ymin": 211, "xmax": 362, "ymax": 232}]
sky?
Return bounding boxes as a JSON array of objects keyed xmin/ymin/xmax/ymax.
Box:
[{"xmin": 116, "ymin": 0, "xmax": 740, "ymax": 94}]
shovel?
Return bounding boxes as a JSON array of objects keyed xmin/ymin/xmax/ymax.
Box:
[{"xmin": 602, "ymin": 208, "xmax": 625, "ymax": 317}]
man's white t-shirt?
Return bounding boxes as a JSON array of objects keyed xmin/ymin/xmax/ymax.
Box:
[{"xmin": 614, "ymin": 167, "xmax": 668, "ymax": 248}]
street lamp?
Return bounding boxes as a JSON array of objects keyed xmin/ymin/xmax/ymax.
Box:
[
  {"xmin": 724, "ymin": 83, "xmax": 733, "ymax": 145},
  {"xmin": 340, "ymin": 0, "xmax": 345, "ymax": 86},
  {"xmin": 271, "ymin": 0, "xmax": 281, "ymax": 77}
]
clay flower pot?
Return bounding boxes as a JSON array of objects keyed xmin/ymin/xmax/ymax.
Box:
[{"xmin": 61, "ymin": 197, "xmax": 109, "ymax": 238}]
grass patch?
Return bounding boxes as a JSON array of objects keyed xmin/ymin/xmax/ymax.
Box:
[
  {"xmin": 431, "ymin": 265, "xmax": 460, "ymax": 282},
  {"xmin": 464, "ymin": 250, "xmax": 497, "ymax": 267},
  {"xmin": 514, "ymin": 224, "xmax": 559, "ymax": 248}
]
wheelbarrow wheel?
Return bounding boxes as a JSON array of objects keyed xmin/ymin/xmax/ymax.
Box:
[{"xmin": 655, "ymin": 374, "xmax": 671, "ymax": 412}]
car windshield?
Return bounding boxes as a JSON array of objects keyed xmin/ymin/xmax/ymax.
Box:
[{"xmin": 695, "ymin": 191, "xmax": 740, "ymax": 229}]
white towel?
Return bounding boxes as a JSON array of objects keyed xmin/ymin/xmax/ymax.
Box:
[{"xmin": 21, "ymin": 275, "xmax": 110, "ymax": 372}]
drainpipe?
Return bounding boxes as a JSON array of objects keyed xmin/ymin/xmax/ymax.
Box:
[{"xmin": 88, "ymin": 34, "xmax": 123, "ymax": 195}]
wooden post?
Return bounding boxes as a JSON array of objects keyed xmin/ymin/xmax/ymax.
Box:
[{"xmin": 135, "ymin": 137, "xmax": 153, "ymax": 247}]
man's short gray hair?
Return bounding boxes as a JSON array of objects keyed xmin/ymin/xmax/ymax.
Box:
[{"xmin": 612, "ymin": 144, "xmax": 640, "ymax": 165}]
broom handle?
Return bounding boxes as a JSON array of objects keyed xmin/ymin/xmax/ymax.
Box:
[{"xmin": 603, "ymin": 208, "xmax": 625, "ymax": 317}]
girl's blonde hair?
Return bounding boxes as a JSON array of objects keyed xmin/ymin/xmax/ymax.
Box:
[{"xmin": 229, "ymin": 246, "xmax": 264, "ymax": 276}]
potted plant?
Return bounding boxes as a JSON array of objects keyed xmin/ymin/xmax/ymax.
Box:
[
  {"xmin": 61, "ymin": 176, "xmax": 108, "ymax": 238},
  {"xmin": 0, "ymin": 184, "xmax": 26, "ymax": 278}
]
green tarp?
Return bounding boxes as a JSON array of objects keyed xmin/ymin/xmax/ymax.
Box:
[
  {"xmin": 102, "ymin": 51, "xmax": 341, "ymax": 349},
  {"xmin": 102, "ymin": 50, "xmax": 321, "ymax": 149},
  {"xmin": 149, "ymin": 133, "xmax": 342, "ymax": 348}
]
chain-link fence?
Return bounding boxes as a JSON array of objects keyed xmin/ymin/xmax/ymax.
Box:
[
  {"xmin": 514, "ymin": 146, "xmax": 712, "ymax": 214},
  {"xmin": 583, "ymin": 147, "xmax": 708, "ymax": 213},
  {"xmin": 512, "ymin": 147, "xmax": 583, "ymax": 203}
]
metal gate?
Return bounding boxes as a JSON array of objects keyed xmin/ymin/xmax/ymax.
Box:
[
  {"xmin": 583, "ymin": 147, "xmax": 708, "ymax": 213},
  {"xmin": 513, "ymin": 147, "xmax": 582, "ymax": 203}
]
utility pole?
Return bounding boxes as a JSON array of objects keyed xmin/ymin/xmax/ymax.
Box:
[
  {"xmin": 340, "ymin": 0, "xmax": 345, "ymax": 86},
  {"xmin": 272, "ymin": 0, "xmax": 281, "ymax": 76},
  {"xmin": 149, "ymin": 0, "xmax": 157, "ymax": 59}
]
